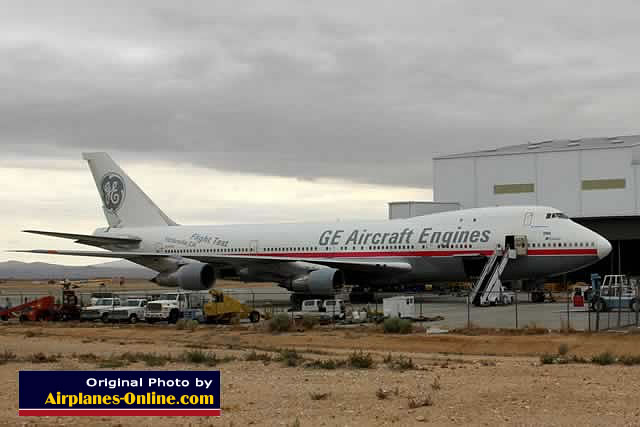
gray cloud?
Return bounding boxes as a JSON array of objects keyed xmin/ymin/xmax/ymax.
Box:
[{"xmin": 2, "ymin": 1, "xmax": 640, "ymax": 186}]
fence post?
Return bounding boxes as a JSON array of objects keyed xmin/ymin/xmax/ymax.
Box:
[
  {"xmin": 515, "ymin": 290, "xmax": 518, "ymax": 329},
  {"xmin": 466, "ymin": 295, "xmax": 471, "ymax": 329}
]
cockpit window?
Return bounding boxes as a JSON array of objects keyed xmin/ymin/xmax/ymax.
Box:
[{"xmin": 546, "ymin": 212, "xmax": 569, "ymax": 219}]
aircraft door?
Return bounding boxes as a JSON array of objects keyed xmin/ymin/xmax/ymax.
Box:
[
  {"xmin": 250, "ymin": 240, "xmax": 259, "ymax": 253},
  {"xmin": 523, "ymin": 211, "xmax": 534, "ymax": 226},
  {"xmin": 514, "ymin": 235, "xmax": 528, "ymax": 256}
]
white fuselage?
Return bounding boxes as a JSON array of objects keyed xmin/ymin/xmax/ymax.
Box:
[{"xmin": 100, "ymin": 205, "xmax": 611, "ymax": 286}]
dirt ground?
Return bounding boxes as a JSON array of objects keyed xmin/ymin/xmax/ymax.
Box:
[{"xmin": 2, "ymin": 322, "xmax": 640, "ymax": 427}]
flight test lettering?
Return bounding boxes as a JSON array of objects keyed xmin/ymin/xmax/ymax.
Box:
[{"xmin": 318, "ymin": 228, "xmax": 491, "ymax": 246}]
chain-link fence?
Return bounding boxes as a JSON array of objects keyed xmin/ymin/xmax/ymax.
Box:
[{"xmin": 1, "ymin": 287, "xmax": 638, "ymax": 331}]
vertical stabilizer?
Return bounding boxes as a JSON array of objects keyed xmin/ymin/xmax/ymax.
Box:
[{"xmin": 82, "ymin": 152, "xmax": 177, "ymax": 228}]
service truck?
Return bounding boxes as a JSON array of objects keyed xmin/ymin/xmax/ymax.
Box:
[
  {"xmin": 105, "ymin": 298, "xmax": 147, "ymax": 323},
  {"xmin": 80, "ymin": 297, "xmax": 121, "ymax": 322},
  {"xmin": 144, "ymin": 292, "xmax": 205, "ymax": 323}
]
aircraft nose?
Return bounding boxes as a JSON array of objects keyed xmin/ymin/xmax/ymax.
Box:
[{"xmin": 596, "ymin": 234, "xmax": 612, "ymax": 259}]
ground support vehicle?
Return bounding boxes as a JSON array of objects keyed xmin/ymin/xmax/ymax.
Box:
[
  {"xmin": 106, "ymin": 298, "xmax": 147, "ymax": 323},
  {"xmin": 203, "ymin": 290, "xmax": 260, "ymax": 323},
  {"xmin": 144, "ymin": 291, "xmax": 206, "ymax": 324},
  {"xmin": 80, "ymin": 297, "xmax": 121, "ymax": 322},
  {"xmin": 591, "ymin": 274, "xmax": 640, "ymax": 313}
]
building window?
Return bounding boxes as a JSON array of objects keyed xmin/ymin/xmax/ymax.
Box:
[
  {"xmin": 494, "ymin": 183, "xmax": 535, "ymax": 194},
  {"xmin": 581, "ymin": 178, "xmax": 626, "ymax": 190}
]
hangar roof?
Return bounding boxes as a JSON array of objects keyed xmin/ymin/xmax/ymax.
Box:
[{"xmin": 434, "ymin": 134, "xmax": 640, "ymax": 160}]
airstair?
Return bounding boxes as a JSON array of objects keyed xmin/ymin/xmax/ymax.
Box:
[{"xmin": 470, "ymin": 248, "xmax": 511, "ymax": 306}]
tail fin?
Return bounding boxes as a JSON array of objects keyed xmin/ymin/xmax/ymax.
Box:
[{"xmin": 82, "ymin": 152, "xmax": 178, "ymax": 228}]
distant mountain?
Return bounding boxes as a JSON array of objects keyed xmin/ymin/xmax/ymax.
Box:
[{"xmin": 0, "ymin": 260, "xmax": 155, "ymax": 280}]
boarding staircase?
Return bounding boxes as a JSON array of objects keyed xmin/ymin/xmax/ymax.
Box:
[{"xmin": 470, "ymin": 248, "xmax": 511, "ymax": 306}]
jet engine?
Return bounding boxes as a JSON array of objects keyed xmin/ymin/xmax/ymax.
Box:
[
  {"xmin": 152, "ymin": 262, "xmax": 216, "ymax": 291},
  {"xmin": 290, "ymin": 268, "xmax": 345, "ymax": 295}
]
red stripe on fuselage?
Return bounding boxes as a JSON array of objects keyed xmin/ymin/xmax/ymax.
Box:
[{"xmin": 240, "ymin": 249, "xmax": 597, "ymax": 258}]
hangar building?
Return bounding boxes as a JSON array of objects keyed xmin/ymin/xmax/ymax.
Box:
[{"xmin": 429, "ymin": 135, "xmax": 640, "ymax": 277}]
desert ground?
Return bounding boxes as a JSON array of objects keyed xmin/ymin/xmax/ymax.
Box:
[{"xmin": 2, "ymin": 321, "xmax": 640, "ymax": 427}]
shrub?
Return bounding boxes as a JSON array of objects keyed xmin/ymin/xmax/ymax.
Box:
[
  {"xmin": 244, "ymin": 351, "xmax": 272, "ymax": 362},
  {"xmin": 386, "ymin": 355, "xmax": 415, "ymax": 371},
  {"xmin": 540, "ymin": 354, "xmax": 556, "ymax": 365},
  {"xmin": 376, "ymin": 388, "xmax": 390, "ymax": 400},
  {"xmin": 176, "ymin": 319, "xmax": 198, "ymax": 331},
  {"xmin": 618, "ymin": 355, "xmax": 640, "ymax": 366},
  {"xmin": 98, "ymin": 358, "xmax": 128, "ymax": 368},
  {"xmin": 591, "ymin": 351, "xmax": 616, "ymax": 366},
  {"xmin": 181, "ymin": 350, "xmax": 228, "ymax": 366},
  {"xmin": 277, "ymin": 349, "xmax": 303, "ymax": 367},
  {"xmin": 348, "ymin": 351, "xmax": 374, "ymax": 369},
  {"xmin": 408, "ymin": 394, "xmax": 433, "ymax": 409},
  {"xmin": 28, "ymin": 352, "xmax": 59, "ymax": 364},
  {"xmin": 301, "ymin": 316, "xmax": 318, "ymax": 330},
  {"xmin": 309, "ymin": 392, "xmax": 330, "ymax": 401},
  {"xmin": 0, "ymin": 349, "xmax": 17, "ymax": 364},
  {"xmin": 305, "ymin": 359, "xmax": 345, "ymax": 369},
  {"xmin": 383, "ymin": 317, "xmax": 413, "ymax": 334},
  {"xmin": 431, "ymin": 377, "xmax": 441, "ymax": 391},
  {"xmin": 269, "ymin": 314, "xmax": 291, "ymax": 333}
]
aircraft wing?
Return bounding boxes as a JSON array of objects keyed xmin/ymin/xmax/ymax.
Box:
[
  {"xmin": 22, "ymin": 230, "xmax": 141, "ymax": 246},
  {"xmin": 13, "ymin": 249, "xmax": 412, "ymax": 273}
]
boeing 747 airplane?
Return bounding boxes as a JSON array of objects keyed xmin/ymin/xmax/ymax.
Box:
[{"xmin": 16, "ymin": 153, "xmax": 611, "ymax": 305}]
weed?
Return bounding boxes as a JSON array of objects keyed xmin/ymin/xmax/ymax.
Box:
[
  {"xmin": 618, "ymin": 355, "xmax": 640, "ymax": 366},
  {"xmin": 77, "ymin": 353, "xmax": 101, "ymax": 363},
  {"xmin": 277, "ymin": 349, "xmax": 303, "ymax": 367},
  {"xmin": 269, "ymin": 314, "xmax": 291, "ymax": 333},
  {"xmin": 181, "ymin": 350, "xmax": 224, "ymax": 365},
  {"xmin": 301, "ymin": 316, "xmax": 318, "ymax": 330},
  {"xmin": 570, "ymin": 355, "xmax": 588, "ymax": 364},
  {"xmin": 0, "ymin": 349, "xmax": 17, "ymax": 364},
  {"xmin": 408, "ymin": 394, "xmax": 433, "ymax": 409},
  {"xmin": 244, "ymin": 351, "xmax": 272, "ymax": 362},
  {"xmin": 386, "ymin": 355, "xmax": 416, "ymax": 371},
  {"xmin": 28, "ymin": 352, "xmax": 59, "ymax": 364},
  {"xmin": 376, "ymin": 388, "xmax": 390, "ymax": 400},
  {"xmin": 383, "ymin": 317, "xmax": 413, "ymax": 334},
  {"xmin": 431, "ymin": 377, "xmax": 441, "ymax": 391},
  {"xmin": 480, "ymin": 360, "xmax": 496, "ymax": 367},
  {"xmin": 98, "ymin": 358, "xmax": 128, "ymax": 368},
  {"xmin": 24, "ymin": 330, "xmax": 37, "ymax": 338},
  {"xmin": 348, "ymin": 351, "xmax": 374, "ymax": 369},
  {"xmin": 289, "ymin": 418, "xmax": 301, "ymax": 427},
  {"xmin": 591, "ymin": 351, "xmax": 616, "ymax": 366},
  {"xmin": 540, "ymin": 354, "xmax": 556, "ymax": 365},
  {"xmin": 309, "ymin": 392, "xmax": 330, "ymax": 401},
  {"xmin": 305, "ymin": 359, "xmax": 345, "ymax": 370},
  {"xmin": 176, "ymin": 319, "xmax": 198, "ymax": 331}
]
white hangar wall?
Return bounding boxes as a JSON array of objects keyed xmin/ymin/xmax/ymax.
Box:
[{"xmin": 433, "ymin": 137, "xmax": 640, "ymax": 218}]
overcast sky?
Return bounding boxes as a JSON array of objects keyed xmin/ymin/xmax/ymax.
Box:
[{"xmin": 3, "ymin": 1, "xmax": 640, "ymax": 264}]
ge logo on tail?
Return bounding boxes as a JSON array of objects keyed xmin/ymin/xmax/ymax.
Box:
[{"xmin": 101, "ymin": 173, "xmax": 126, "ymax": 212}]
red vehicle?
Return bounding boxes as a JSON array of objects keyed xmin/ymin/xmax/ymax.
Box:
[{"xmin": 0, "ymin": 291, "xmax": 81, "ymax": 321}]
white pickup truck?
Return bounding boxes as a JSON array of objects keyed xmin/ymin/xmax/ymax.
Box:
[
  {"xmin": 80, "ymin": 297, "xmax": 121, "ymax": 322},
  {"xmin": 290, "ymin": 299, "xmax": 345, "ymax": 321},
  {"xmin": 144, "ymin": 292, "xmax": 205, "ymax": 324},
  {"xmin": 105, "ymin": 299, "xmax": 147, "ymax": 324}
]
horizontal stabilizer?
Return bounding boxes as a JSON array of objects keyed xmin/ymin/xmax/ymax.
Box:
[{"xmin": 22, "ymin": 230, "xmax": 141, "ymax": 246}]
